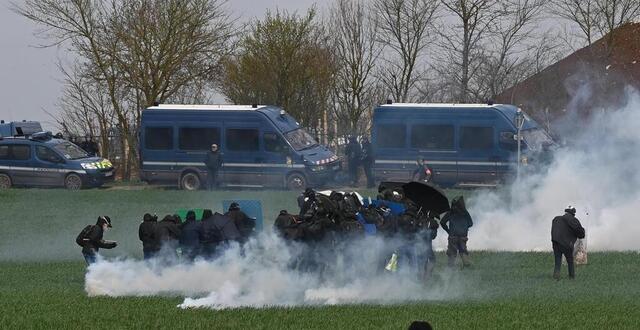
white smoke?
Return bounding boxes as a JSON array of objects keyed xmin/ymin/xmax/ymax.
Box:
[
  {"xmin": 456, "ymin": 87, "xmax": 640, "ymax": 251},
  {"xmin": 86, "ymin": 232, "xmax": 470, "ymax": 309}
]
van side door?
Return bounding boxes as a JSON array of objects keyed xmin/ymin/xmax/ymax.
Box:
[
  {"xmin": 141, "ymin": 126, "xmax": 176, "ymax": 183},
  {"xmin": 34, "ymin": 145, "xmax": 66, "ymax": 186},
  {"xmin": 3, "ymin": 144, "xmax": 33, "ymax": 185},
  {"xmin": 262, "ymin": 131, "xmax": 290, "ymax": 187},
  {"xmin": 409, "ymin": 123, "xmax": 458, "ymax": 185},
  {"xmin": 176, "ymin": 126, "xmax": 221, "ymax": 180},
  {"xmin": 223, "ymin": 126, "xmax": 264, "ymax": 187},
  {"xmin": 457, "ymin": 125, "xmax": 498, "ymax": 185}
]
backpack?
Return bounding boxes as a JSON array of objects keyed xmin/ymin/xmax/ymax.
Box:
[{"xmin": 75, "ymin": 225, "xmax": 94, "ymax": 247}]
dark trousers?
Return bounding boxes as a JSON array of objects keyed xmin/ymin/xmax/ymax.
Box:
[
  {"xmin": 207, "ymin": 169, "xmax": 219, "ymax": 190},
  {"xmin": 553, "ymin": 241, "xmax": 575, "ymax": 278},
  {"xmin": 363, "ymin": 163, "xmax": 374, "ymax": 188},
  {"xmin": 83, "ymin": 251, "xmax": 97, "ymax": 265},
  {"xmin": 447, "ymin": 235, "xmax": 469, "ymax": 257},
  {"xmin": 143, "ymin": 249, "xmax": 157, "ymax": 260},
  {"xmin": 348, "ymin": 161, "xmax": 359, "ymax": 185}
]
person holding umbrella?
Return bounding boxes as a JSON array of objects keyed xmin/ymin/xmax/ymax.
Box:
[{"xmin": 441, "ymin": 196, "xmax": 473, "ymax": 268}]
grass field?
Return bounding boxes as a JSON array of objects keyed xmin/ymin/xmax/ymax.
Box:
[{"xmin": 1, "ymin": 189, "xmax": 639, "ymax": 329}]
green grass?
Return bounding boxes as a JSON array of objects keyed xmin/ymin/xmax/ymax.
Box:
[
  {"xmin": 1, "ymin": 189, "xmax": 638, "ymax": 329},
  {"xmin": 1, "ymin": 252, "xmax": 639, "ymax": 329}
]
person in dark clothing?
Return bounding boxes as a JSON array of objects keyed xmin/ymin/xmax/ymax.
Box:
[
  {"xmin": 298, "ymin": 188, "xmax": 317, "ymax": 217},
  {"xmin": 345, "ymin": 136, "xmax": 362, "ymax": 186},
  {"xmin": 412, "ymin": 157, "xmax": 433, "ymax": 182},
  {"xmin": 361, "ymin": 138, "xmax": 375, "ymax": 188},
  {"xmin": 138, "ymin": 213, "xmax": 159, "ymax": 260},
  {"xmin": 200, "ymin": 209, "xmax": 221, "ymax": 259},
  {"xmin": 155, "ymin": 214, "xmax": 181, "ymax": 259},
  {"xmin": 441, "ymin": 196, "xmax": 473, "ymax": 267},
  {"xmin": 274, "ymin": 210, "xmax": 302, "ymax": 240},
  {"xmin": 225, "ymin": 202, "xmax": 255, "ymax": 243},
  {"xmin": 421, "ymin": 212, "xmax": 439, "ymax": 282},
  {"xmin": 79, "ymin": 216, "xmax": 117, "ymax": 265},
  {"xmin": 179, "ymin": 211, "xmax": 202, "ymax": 261},
  {"xmin": 205, "ymin": 143, "xmax": 223, "ymax": 190},
  {"xmin": 551, "ymin": 206, "xmax": 585, "ymax": 280}
]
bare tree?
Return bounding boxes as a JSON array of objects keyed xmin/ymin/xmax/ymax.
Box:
[
  {"xmin": 438, "ymin": 0, "xmax": 505, "ymax": 103},
  {"xmin": 330, "ymin": 0, "xmax": 382, "ymax": 136},
  {"xmin": 14, "ymin": 0, "xmax": 236, "ymax": 180},
  {"xmin": 471, "ymin": 0, "xmax": 549, "ymax": 100},
  {"xmin": 552, "ymin": 0, "xmax": 640, "ymax": 53},
  {"xmin": 374, "ymin": 0, "xmax": 439, "ymax": 103}
]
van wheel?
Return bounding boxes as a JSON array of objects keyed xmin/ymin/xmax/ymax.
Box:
[
  {"xmin": 286, "ymin": 173, "xmax": 306, "ymax": 190},
  {"xmin": 181, "ymin": 172, "xmax": 201, "ymax": 191},
  {"xmin": 0, "ymin": 174, "xmax": 12, "ymax": 189},
  {"xmin": 65, "ymin": 173, "xmax": 83, "ymax": 190}
]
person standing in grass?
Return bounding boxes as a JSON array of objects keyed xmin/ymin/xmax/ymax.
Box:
[
  {"xmin": 441, "ymin": 196, "xmax": 473, "ymax": 268},
  {"xmin": 551, "ymin": 206, "xmax": 585, "ymax": 280},
  {"xmin": 76, "ymin": 216, "xmax": 117, "ymax": 265},
  {"xmin": 138, "ymin": 213, "xmax": 159, "ymax": 260}
]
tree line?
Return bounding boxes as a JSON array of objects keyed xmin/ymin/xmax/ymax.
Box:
[{"xmin": 14, "ymin": 0, "xmax": 640, "ymax": 180}]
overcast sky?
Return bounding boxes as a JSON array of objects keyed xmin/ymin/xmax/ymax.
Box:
[{"xmin": 0, "ymin": 0, "xmax": 319, "ymax": 130}]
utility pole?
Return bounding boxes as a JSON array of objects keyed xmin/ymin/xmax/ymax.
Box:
[{"xmin": 515, "ymin": 108, "xmax": 525, "ymax": 182}]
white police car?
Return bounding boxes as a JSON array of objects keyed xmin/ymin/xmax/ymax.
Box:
[{"xmin": 0, "ymin": 132, "xmax": 114, "ymax": 189}]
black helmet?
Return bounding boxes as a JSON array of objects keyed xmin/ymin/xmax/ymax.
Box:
[
  {"xmin": 229, "ymin": 202, "xmax": 240, "ymax": 211},
  {"xmin": 97, "ymin": 215, "xmax": 112, "ymax": 228},
  {"xmin": 143, "ymin": 213, "xmax": 157, "ymax": 222},
  {"xmin": 186, "ymin": 210, "xmax": 196, "ymax": 221},
  {"xmin": 202, "ymin": 209, "xmax": 213, "ymax": 219}
]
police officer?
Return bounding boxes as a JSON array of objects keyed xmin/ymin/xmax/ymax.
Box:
[
  {"xmin": 412, "ymin": 157, "xmax": 433, "ymax": 182},
  {"xmin": 361, "ymin": 137, "xmax": 375, "ymax": 188},
  {"xmin": 205, "ymin": 143, "xmax": 223, "ymax": 190},
  {"xmin": 345, "ymin": 136, "xmax": 362, "ymax": 186},
  {"xmin": 225, "ymin": 202, "xmax": 255, "ymax": 243}
]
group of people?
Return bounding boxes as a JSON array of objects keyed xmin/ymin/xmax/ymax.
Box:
[
  {"xmin": 76, "ymin": 186, "xmax": 586, "ymax": 281},
  {"xmin": 344, "ymin": 136, "xmax": 375, "ymax": 188},
  {"xmin": 137, "ymin": 203, "xmax": 255, "ymax": 261},
  {"xmin": 271, "ymin": 185, "xmax": 474, "ymax": 281},
  {"xmin": 76, "ymin": 203, "xmax": 255, "ymax": 265}
]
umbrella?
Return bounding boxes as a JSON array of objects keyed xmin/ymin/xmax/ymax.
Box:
[
  {"xmin": 212, "ymin": 213, "xmax": 241, "ymax": 241},
  {"xmin": 401, "ymin": 181, "xmax": 450, "ymax": 215}
]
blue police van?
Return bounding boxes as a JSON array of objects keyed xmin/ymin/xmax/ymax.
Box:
[
  {"xmin": 139, "ymin": 104, "xmax": 340, "ymax": 190},
  {"xmin": 371, "ymin": 103, "xmax": 553, "ymax": 187},
  {"xmin": 0, "ymin": 132, "xmax": 115, "ymax": 189}
]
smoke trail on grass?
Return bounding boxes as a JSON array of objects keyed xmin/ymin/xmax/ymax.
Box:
[
  {"xmin": 456, "ymin": 87, "xmax": 640, "ymax": 251},
  {"xmin": 86, "ymin": 232, "xmax": 471, "ymax": 309}
]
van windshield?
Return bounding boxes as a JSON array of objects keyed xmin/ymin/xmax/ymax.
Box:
[
  {"xmin": 284, "ymin": 129, "xmax": 318, "ymax": 151},
  {"xmin": 53, "ymin": 142, "xmax": 89, "ymax": 160},
  {"xmin": 522, "ymin": 128, "xmax": 553, "ymax": 151}
]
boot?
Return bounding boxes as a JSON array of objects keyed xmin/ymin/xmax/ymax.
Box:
[
  {"xmin": 553, "ymin": 271, "xmax": 561, "ymax": 280},
  {"xmin": 461, "ymin": 254, "xmax": 472, "ymax": 268}
]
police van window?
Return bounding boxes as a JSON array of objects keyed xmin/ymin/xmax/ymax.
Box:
[
  {"xmin": 0, "ymin": 145, "xmax": 8, "ymax": 159},
  {"xmin": 264, "ymin": 133, "xmax": 287, "ymax": 153},
  {"xmin": 10, "ymin": 145, "xmax": 31, "ymax": 160},
  {"xmin": 36, "ymin": 146, "xmax": 63, "ymax": 163},
  {"xmin": 376, "ymin": 124, "xmax": 406, "ymax": 148},
  {"xmin": 145, "ymin": 127, "xmax": 173, "ymax": 150},
  {"xmin": 179, "ymin": 127, "xmax": 220, "ymax": 151},
  {"xmin": 460, "ymin": 126, "xmax": 494, "ymax": 150},
  {"xmin": 411, "ymin": 124, "xmax": 454, "ymax": 150},
  {"xmin": 226, "ymin": 128, "xmax": 259, "ymax": 151}
]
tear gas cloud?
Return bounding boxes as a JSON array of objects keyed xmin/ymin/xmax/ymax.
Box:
[
  {"xmin": 85, "ymin": 88, "xmax": 640, "ymax": 308},
  {"xmin": 462, "ymin": 87, "xmax": 640, "ymax": 251},
  {"xmin": 86, "ymin": 233, "xmax": 471, "ymax": 309}
]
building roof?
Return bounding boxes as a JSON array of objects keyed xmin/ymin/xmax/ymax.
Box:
[{"xmin": 495, "ymin": 23, "xmax": 640, "ymax": 129}]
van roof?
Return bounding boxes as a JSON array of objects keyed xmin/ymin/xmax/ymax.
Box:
[
  {"xmin": 146, "ymin": 104, "xmax": 267, "ymax": 111},
  {"xmin": 378, "ymin": 103, "xmax": 504, "ymax": 108}
]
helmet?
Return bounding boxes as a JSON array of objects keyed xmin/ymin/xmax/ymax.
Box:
[
  {"xmin": 97, "ymin": 216, "xmax": 112, "ymax": 228},
  {"xmin": 564, "ymin": 206, "xmax": 576, "ymax": 215}
]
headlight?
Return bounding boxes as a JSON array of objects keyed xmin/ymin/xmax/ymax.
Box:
[
  {"xmin": 81, "ymin": 162, "xmax": 98, "ymax": 170},
  {"xmin": 310, "ymin": 165, "xmax": 326, "ymax": 172}
]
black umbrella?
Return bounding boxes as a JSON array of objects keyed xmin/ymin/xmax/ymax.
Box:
[{"xmin": 401, "ymin": 181, "xmax": 450, "ymax": 215}]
